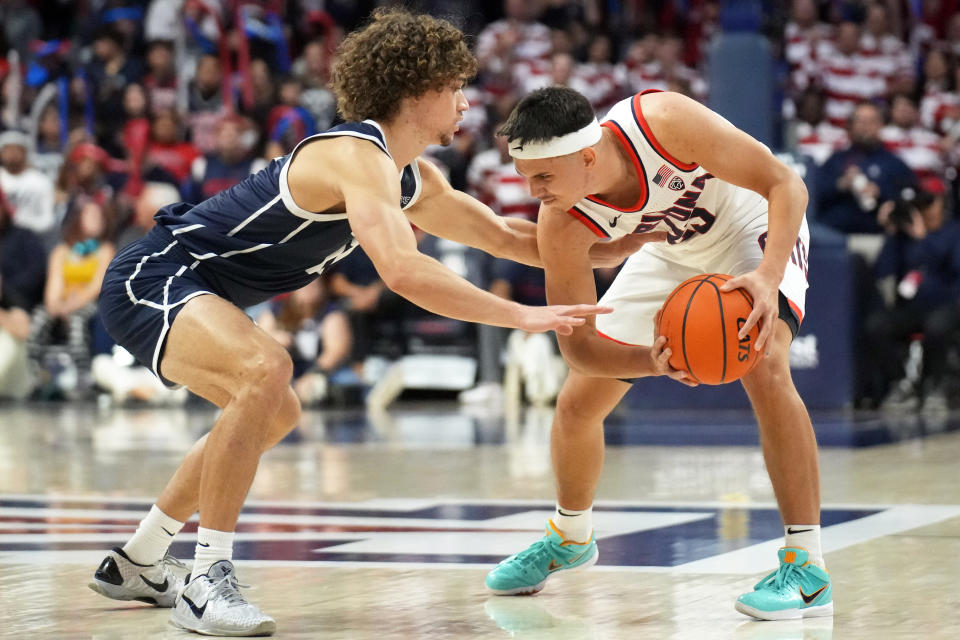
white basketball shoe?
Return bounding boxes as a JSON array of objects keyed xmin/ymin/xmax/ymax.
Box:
[
  {"xmin": 88, "ymin": 547, "xmax": 187, "ymax": 607},
  {"xmin": 170, "ymin": 560, "xmax": 276, "ymax": 637}
]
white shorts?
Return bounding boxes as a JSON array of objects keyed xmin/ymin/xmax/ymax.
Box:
[{"xmin": 596, "ymin": 214, "xmax": 810, "ymax": 346}]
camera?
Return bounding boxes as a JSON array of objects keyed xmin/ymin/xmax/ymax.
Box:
[{"xmin": 886, "ymin": 198, "xmax": 916, "ymax": 234}]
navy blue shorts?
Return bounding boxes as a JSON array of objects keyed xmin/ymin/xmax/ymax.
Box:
[{"xmin": 99, "ymin": 228, "xmax": 216, "ymax": 387}]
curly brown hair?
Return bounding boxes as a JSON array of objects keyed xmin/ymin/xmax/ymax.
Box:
[{"xmin": 332, "ymin": 8, "xmax": 477, "ymax": 122}]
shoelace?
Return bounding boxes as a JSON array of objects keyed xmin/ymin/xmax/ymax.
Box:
[
  {"xmin": 211, "ymin": 573, "xmax": 252, "ymax": 608},
  {"xmin": 160, "ymin": 553, "xmax": 188, "ymax": 573},
  {"xmin": 772, "ymin": 562, "xmax": 801, "ymax": 592},
  {"xmin": 505, "ymin": 540, "xmax": 552, "ymax": 569}
]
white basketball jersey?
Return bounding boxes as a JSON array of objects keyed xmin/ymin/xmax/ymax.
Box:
[{"xmin": 568, "ymin": 91, "xmax": 768, "ymax": 253}]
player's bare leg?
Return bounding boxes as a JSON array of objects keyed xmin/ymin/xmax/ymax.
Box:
[
  {"xmin": 741, "ymin": 320, "xmax": 820, "ymax": 528},
  {"xmin": 486, "ymin": 372, "xmax": 630, "ymax": 595},
  {"xmin": 736, "ymin": 318, "xmax": 832, "ymax": 621},
  {"xmin": 155, "ymin": 384, "xmax": 302, "ymax": 522},
  {"xmin": 163, "ymin": 295, "xmax": 287, "ymax": 635},
  {"xmin": 551, "ymin": 372, "xmax": 632, "ymax": 512}
]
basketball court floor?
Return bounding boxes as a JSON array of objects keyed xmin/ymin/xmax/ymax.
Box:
[{"xmin": 1, "ymin": 400, "xmax": 958, "ymax": 639}]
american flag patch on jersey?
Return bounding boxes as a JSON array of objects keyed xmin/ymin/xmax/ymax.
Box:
[{"xmin": 653, "ymin": 164, "xmax": 674, "ymax": 186}]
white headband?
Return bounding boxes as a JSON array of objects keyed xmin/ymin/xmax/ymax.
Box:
[{"xmin": 508, "ymin": 119, "xmax": 603, "ymax": 159}]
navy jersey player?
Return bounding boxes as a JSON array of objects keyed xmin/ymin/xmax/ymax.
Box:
[
  {"xmin": 484, "ymin": 87, "xmax": 832, "ymax": 622},
  {"xmin": 86, "ymin": 12, "xmax": 651, "ymax": 636}
]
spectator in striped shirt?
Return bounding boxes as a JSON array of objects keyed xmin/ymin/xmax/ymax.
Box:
[
  {"xmin": 466, "ymin": 117, "xmax": 540, "ymax": 222},
  {"xmin": 881, "ymin": 93, "xmax": 946, "ymax": 182},
  {"xmin": 616, "ymin": 32, "xmax": 661, "ymax": 95},
  {"xmin": 919, "ymin": 48, "xmax": 959, "ymax": 135},
  {"xmin": 580, "ymin": 33, "xmax": 623, "ymax": 114},
  {"xmin": 819, "ymin": 21, "xmax": 888, "ymax": 128},
  {"xmin": 790, "ymin": 88, "xmax": 849, "ymax": 165},
  {"xmin": 784, "ymin": 0, "xmax": 833, "ymax": 94},
  {"xmin": 476, "ymin": 0, "xmax": 552, "ymax": 98},
  {"xmin": 860, "ymin": 2, "xmax": 915, "ymax": 95}
]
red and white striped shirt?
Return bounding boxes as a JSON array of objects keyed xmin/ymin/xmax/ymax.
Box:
[
  {"xmin": 880, "ymin": 124, "xmax": 945, "ymax": 179},
  {"xmin": 466, "ymin": 148, "xmax": 540, "ymax": 222},
  {"xmin": 817, "ymin": 43, "xmax": 888, "ymax": 127},
  {"xmin": 859, "ymin": 32, "xmax": 914, "ymax": 85},
  {"xmin": 794, "ymin": 120, "xmax": 849, "ymax": 165},
  {"xmin": 784, "ymin": 21, "xmax": 834, "ymax": 92},
  {"xmin": 920, "ymin": 85, "xmax": 960, "ymax": 135}
]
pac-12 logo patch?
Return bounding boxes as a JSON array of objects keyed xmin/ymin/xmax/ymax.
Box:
[{"xmin": 669, "ymin": 176, "xmax": 685, "ymax": 191}]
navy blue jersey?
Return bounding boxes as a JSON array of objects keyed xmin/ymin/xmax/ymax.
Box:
[{"xmin": 151, "ymin": 120, "xmax": 423, "ymax": 308}]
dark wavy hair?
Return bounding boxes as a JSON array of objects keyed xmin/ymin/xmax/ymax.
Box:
[
  {"xmin": 332, "ymin": 8, "xmax": 477, "ymax": 122},
  {"xmin": 498, "ymin": 87, "xmax": 595, "ymax": 147}
]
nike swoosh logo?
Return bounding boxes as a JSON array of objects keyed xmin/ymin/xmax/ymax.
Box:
[
  {"xmin": 162, "ymin": 527, "xmax": 176, "ymax": 537},
  {"xmin": 800, "ymin": 585, "xmax": 827, "ymax": 605},
  {"xmin": 547, "ymin": 560, "xmax": 562, "ymax": 572},
  {"xmin": 182, "ymin": 594, "xmax": 207, "ymax": 619},
  {"xmin": 786, "ymin": 527, "xmax": 813, "ymax": 534},
  {"xmin": 197, "ymin": 542, "xmax": 210, "ymax": 548},
  {"xmin": 139, "ymin": 574, "xmax": 169, "ymax": 592},
  {"xmin": 609, "ymin": 215, "xmax": 622, "ymax": 228}
]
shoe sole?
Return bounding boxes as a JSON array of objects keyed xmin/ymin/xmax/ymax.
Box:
[
  {"xmin": 487, "ymin": 548, "xmax": 600, "ymax": 596},
  {"xmin": 169, "ymin": 616, "xmax": 277, "ymax": 637},
  {"xmin": 734, "ymin": 600, "xmax": 834, "ymax": 621},
  {"xmin": 88, "ymin": 581, "xmax": 170, "ymax": 607}
]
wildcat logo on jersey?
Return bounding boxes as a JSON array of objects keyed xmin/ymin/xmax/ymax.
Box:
[{"xmin": 668, "ymin": 176, "xmax": 685, "ymax": 191}]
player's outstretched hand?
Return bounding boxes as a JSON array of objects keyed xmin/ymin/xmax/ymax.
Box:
[
  {"xmin": 649, "ymin": 335, "xmax": 698, "ymax": 387},
  {"xmin": 588, "ymin": 231, "xmax": 669, "ymax": 267},
  {"xmin": 518, "ymin": 304, "xmax": 612, "ymax": 335},
  {"xmin": 720, "ymin": 268, "xmax": 780, "ymax": 354}
]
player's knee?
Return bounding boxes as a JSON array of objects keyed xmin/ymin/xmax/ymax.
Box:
[
  {"xmin": 277, "ymin": 387, "xmax": 301, "ymax": 432},
  {"xmin": 263, "ymin": 387, "xmax": 301, "ymax": 450},
  {"xmin": 743, "ymin": 353, "xmax": 792, "ymax": 395},
  {"xmin": 554, "ymin": 390, "xmax": 603, "ymax": 429},
  {"xmin": 236, "ymin": 343, "xmax": 294, "ymax": 394}
]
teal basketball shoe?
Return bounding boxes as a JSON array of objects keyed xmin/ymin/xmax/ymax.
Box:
[
  {"xmin": 485, "ymin": 520, "xmax": 599, "ymax": 595},
  {"xmin": 735, "ymin": 547, "xmax": 833, "ymax": 620}
]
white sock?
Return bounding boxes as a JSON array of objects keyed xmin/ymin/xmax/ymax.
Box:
[
  {"xmin": 192, "ymin": 527, "xmax": 235, "ymax": 579},
  {"xmin": 553, "ymin": 505, "xmax": 593, "ymax": 543},
  {"xmin": 122, "ymin": 505, "xmax": 184, "ymax": 565},
  {"xmin": 784, "ymin": 524, "xmax": 824, "ymax": 568}
]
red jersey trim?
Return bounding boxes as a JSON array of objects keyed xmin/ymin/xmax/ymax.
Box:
[
  {"xmin": 585, "ymin": 120, "xmax": 650, "ymax": 212},
  {"xmin": 596, "ymin": 329, "xmax": 639, "ymax": 346},
  {"xmin": 566, "ymin": 206, "xmax": 609, "ymax": 238},
  {"xmin": 632, "ymin": 90, "xmax": 700, "ymax": 172},
  {"xmin": 786, "ymin": 297, "xmax": 805, "ymax": 325}
]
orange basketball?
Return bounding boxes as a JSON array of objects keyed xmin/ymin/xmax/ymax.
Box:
[{"xmin": 654, "ymin": 273, "xmax": 761, "ymax": 385}]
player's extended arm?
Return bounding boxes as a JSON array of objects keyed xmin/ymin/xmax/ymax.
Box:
[
  {"xmin": 538, "ymin": 204, "xmax": 690, "ymax": 381},
  {"xmin": 405, "ymin": 160, "xmax": 541, "ymax": 266},
  {"xmin": 288, "ymin": 140, "xmax": 606, "ymax": 335},
  {"xmin": 408, "ymin": 159, "xmax": 668, "ymax": 268},
  {"xmin": 642, "ymin": 92, "xmax": 809, "ymax": 351}
]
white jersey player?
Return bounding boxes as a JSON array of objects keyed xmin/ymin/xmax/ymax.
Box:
[{"xmin": 485, "ymin": 87, "xmax": 832, "ymax": 623}]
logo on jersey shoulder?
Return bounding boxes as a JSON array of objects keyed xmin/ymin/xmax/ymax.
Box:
[
  {"xmin": 669, "ymin": 176, "xmax": 685, "ymax": 191},
  {"xmin": 400, "ymin": 195, "xmax": 412, "ymax": 206},
  {"xmin": 630, "ymin": 173, "xmax": 717, "ymax": 244},
  {"xmin": 652, "ymin": 164, "xmax": 674, "ymax": 187},
  {"xmin": 609, "ymin": 213, "xmax": 623, "ymax": 228}
]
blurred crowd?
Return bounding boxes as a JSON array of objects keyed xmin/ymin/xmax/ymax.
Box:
[{"xmin": 0, "ymin": 0, "xmax": 958, "ymax": 411}]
